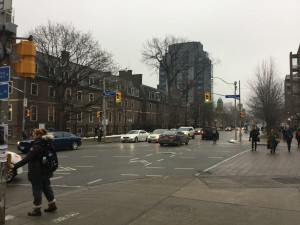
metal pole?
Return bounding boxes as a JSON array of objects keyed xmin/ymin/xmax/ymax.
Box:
[
  {"xmin": 22, "ymin": 79, "xmax": 26, "ymax": 135},
  {"xmin": 234, "ymin": 81, "xmax": 237, "ymax": 140},
  {"xmin": 102, "ymin": 79, "xmax": 106, "ymax": 143},
  {"xmin": 239, "ymin": 80, "xmax": 242, "ymax": 142}
]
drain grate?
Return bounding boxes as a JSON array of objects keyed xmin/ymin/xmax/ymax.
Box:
[{"xmin": 272, "ymin": 177, "xmax": 300, "ymax": 184}]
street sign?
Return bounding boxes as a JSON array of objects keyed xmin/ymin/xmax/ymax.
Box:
[
  {"xmin": 0, "ymin": 66, "xmax": 10, "ymax": 83},
  {"xmin": 225, "ymin": 94, "xmax": 240, "ymax": 98},
  {"xmin": 102, "ymin": 91, "xmax": 115, "ymax": 97},
  {"xmin": 0, "ymin": 83, "xmax": 9, "ymax": 99}
]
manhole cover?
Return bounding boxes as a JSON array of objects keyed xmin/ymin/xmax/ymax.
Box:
[{"xmin": 272, "ymin": 177, "xmax": 300, "ymax": 184}]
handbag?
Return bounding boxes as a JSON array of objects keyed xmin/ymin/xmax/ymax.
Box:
[
  {"xmin": 275, "ymin": 138, "xmax": 280, "ymax": 143},
  {"xmin": 257, "ymin": 137, "xmax": 260, "ymax": 142}
]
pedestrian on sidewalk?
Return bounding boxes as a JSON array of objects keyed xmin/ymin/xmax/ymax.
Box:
[
  {"xmin": 98, "ymin": 127, "xmax": 103, "ymax": 142},
  {"xmin": 282, "ymin": 127, "xmax": 287, "ymax": 143},
  {"xmin": 94, "ymin": 126, "xmax": 99, "ymax": 139},
  {"xmin": 212, "ymin": 127, "xmax": 219, "ymax": 144},
  {"xmin": 10, "ymin": 128, "xmax": 57, "ymax": 216},
  {"xmin": 249, "ymin": 125, "xmax": 260, "ymax": 151},
  {"xmin": 296, "ymin": 128, "xmax": 300, "ymax": 148},
  {"xmin": 267, "ymin": 129, "xmax": 279, "ymax": 154},
  {"xmin": 284, "ymin": 126, "xmax": 293, "ymax": 152}
]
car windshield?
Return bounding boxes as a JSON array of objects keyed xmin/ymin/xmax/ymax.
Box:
[
  {"xmin": 127, "ymin": 130, "xmax": 139, "ymax": 134},
  {"xmin": 163, "ymin": 130, "xmax": 176, "ymax": 135},
  {"xmin": 178, "ymin": 128, "xmax": 189, "ymax": 131}
]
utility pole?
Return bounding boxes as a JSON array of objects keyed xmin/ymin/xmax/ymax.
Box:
[
  {"xmin": 102, "ymin": 79, "xmax": 106, "ymax": 143},
  {"xmin": 234, "ymin": 81, "xmax": 237, "ymax": 140},
  {"xmin": 239, "ymin": 80, "xmax": 242, "ymax": 142}
]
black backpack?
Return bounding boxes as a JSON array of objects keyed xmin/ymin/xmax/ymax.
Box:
[{"xmin": 40, "ymin": 142, "xmax": 58, "ymax": 175}]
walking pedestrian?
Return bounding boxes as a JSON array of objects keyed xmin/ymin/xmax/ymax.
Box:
[
  {"xmin": 296, "ymin": 128, "xmax": 300, "ymax": 148},
  {"xmin": 249, "ymin": 125, "xmax": 260, "ymax": 151},
  {"xmin": 267, "ymin": 129, "xmax": 279, "ymax": 154},
  {"xmin": 284, "ymin": 126, "xmax": 293, "ymax": 152},
  {"xmin": 98, "ymin": 127, "xmax": 103, "ymax": 142},
  {"xmin": 94, "ymin": 126, "xmax": 99, "ymax": 139},
  {"xmin": 10, "ymin": 128, "xmax": 57, "ymax": 216},
  {"xmin": 282, "ymin": 127, "xmax": 287, "ymax": 143},
  {"xmin": 212, "ymin": 127, "xmax": 219, "ymax": 144}
]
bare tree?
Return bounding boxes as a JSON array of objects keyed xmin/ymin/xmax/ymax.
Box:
[
  {"xmin": 28, "ymin": 21, "xmax": 117, "ymax": 130},
  {"xmin": 247, "ymin": 58, "xmax": 284, "ymax": 132}
]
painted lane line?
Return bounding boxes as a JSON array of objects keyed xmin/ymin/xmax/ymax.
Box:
[
  {"xmin": 170, "ymin": 155, "xmax": 176, "ymax": 158},
  {"xmin": 157, "ymin": 159, "xmax": 164, "ymax": 162},
  {"xmin": 131, "ymin": 158, "xmax": 139, "ymax": 161},
  {"xmin": 50, "ymin": 176, "xmax": 63, "ymax": 180},
  {"xmin": 146, "ymin": 175, "xmax": 164, "ymax": 177},
  {"xmin": 87, "ymin": 179, "xmax": 102, "ymax": 184},
  {"xmin": 82, "ymin": 156, "xmax": 98, "ymax": 158},
  {"xmin": 196, "ymin": 149, "xmax": 250, "ymax": 176},
  {"xmin": 121, "ymin": 174, "xmax": 139, "ymax": 176},
  {"xmin": 146, "ymin": 154, "xmax": 153, "ymax": 157},
  {"xmin": 55, "ymin": 173, "xmax": 71, "ymax": 175},
  {"xmin": 175, "ymin": 168, "xmax": 194, "ymax": 170},
  {"xmin": 113, "ymin": 156, "xmax": 130, "ymax": 158},
  {"xmin": 208, "ymin": 157, "xmax": 224, "ymax": 159},
  {"xmin": 146, "ymin": 167, "xmax": 165, "ymax": 169},
  {"xmin": 51, "ymin": 212, "xmax": 80, "ymax": 224}
]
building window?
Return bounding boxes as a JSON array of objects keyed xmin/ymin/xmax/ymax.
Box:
[
  {"xmin": 8, "ymin": 104, "xmax": 12, "ymax": 121},
  {"xmin": 77, "ymin": 91, "xmax": 82, "ymax": 101},
  {"xmin": 35, "ymin": 63, "xmax": 39, "ymax": 73},
  {"xmin": 131, "ymin": 100, "xmax": 134, "ymax": 108},
  {"xmin": 149, "ymin": 103, "xmax": 152, "ymax": 111},
  {"xmin": 89, "ymin": 110, "xmax": 93, "ymax": 122},
  {"xmin": 66, "ymin": 89, "xmax": 71, "ymax": 98},
  {"xmin": 77, "ymin": 128, "xmax": 83, "ymax": 135},
  {"xmin": 49, "ymin": 86, "xmax": 55, "ymax": 97},
  {"xmin": 89, "ymin": 77, "xmax": 94, "ymax": 85},
  {"xmin": 31, "ymin": 83, "xmax": 38, "ymax": 96},
  {"xmin": 89, "ymin": 93, "xmax": 94, "ymax": 102},
  {"xmin": 77, "ymin": 110, "xmax": 82, "ymax": 122},
  {"xmin": 125, "ymin": 99, "xmax": 128, "ymax": 107},
  {"xmin": 30, "ymin": 106, "xmax": 37, "ymax": 121},
  {"xmin": 49, "ymin": 66, "xmax": 55, "ymax": 75},
  {"xmin": 48, "ymin": 106, "xmax": 55, "ymax": 122}
]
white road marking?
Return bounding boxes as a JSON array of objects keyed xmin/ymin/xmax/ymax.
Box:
[
  {"xmin": 113, "ymin": 156, "xmax": 130, "ymax": 158},
  {"xmin": 180, "ymin": 157, "xmax": 195, "ymax": 159},
  {"xmin": 50, "ymin": 176, "xmax": 63, "ymax": 180},
  {"xmin": 170, "ymin": 155, "xmax": 176, "ymax": 158},
  {"xmin": 146, "ymin": 175, "xmax": 164, "ymax": 177},
  {"xmin": 87, "ymin": 179, "xmax": 102, "ymax": 184},
  {"xmin": 57, "ymin": 167, "xmax": 77, "ymax": 172},
  {"xmin": 146, "ymin": 154, "xmax": 153, "ymax": 157},
  {"xmin": 208, "ymin": 157, "xmax": 224, "ymax": 159},
  {"xmin": 74, "ymin": 166, "xmax": 94, "ymax": 168},
  {"xmin": 121, "ymin": 174, "xmax": 139, "ymax": 176},
  {"xmin": 157, "ymin": 159, "xmax": 164, "ymax": 162},
  {"xmin": 82, "ymin": 156, "xmax": 98, "ymax": 158},
  {"xmin": 51, "ymin": 212, "xmax": 80, "ymax": 224},
  {"xmin": 55, "ymin": 173, "xmax": 71, "ymax": 175}
]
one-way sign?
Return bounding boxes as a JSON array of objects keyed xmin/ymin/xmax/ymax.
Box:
[
  {"xmin": 102, "ymin": 91, "xmax": 115, "ymax": 97},
  {"xmin": 225, "ymin": 94, "xmax": 240, "ymax": 98}
]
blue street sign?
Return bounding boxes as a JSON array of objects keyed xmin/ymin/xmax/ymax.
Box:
[
  {"xmin": 0, "ymin": 83, "xmax": 9, "ymax": 99},
  {"xmin": 225, "ymin": 94, "xmax": 240, "ymax": 98},
  {"xmin": 102, "ymin": 91, "xmax": 115, "ymax": 97},
  {"xmin": 0, "ymin": 66, "xmax": 10, "ymax": 83}
]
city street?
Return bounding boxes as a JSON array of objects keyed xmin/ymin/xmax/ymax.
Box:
[{"xmin": 6, "ymin": 131, "xmax": 248, "ymax": 207}]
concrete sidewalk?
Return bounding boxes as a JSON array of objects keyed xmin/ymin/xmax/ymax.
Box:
[{"xmin": 5, "ymin": 139, "xmax": 300, "ymax": 225}]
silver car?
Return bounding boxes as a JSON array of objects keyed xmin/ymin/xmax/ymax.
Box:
[{"xmin": 147, "ymin": 129, "xmax": 168, "ymax": 143}]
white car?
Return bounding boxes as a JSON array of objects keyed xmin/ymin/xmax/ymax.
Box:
[
  {"xmin": 147, "ymin": 129, "xmax": 168, "ymax": 143},
  {"xmin": 120, "ymin": 130, "xmax": 150, "ymax": 143},
  {"xmin": 6, "ymin": 151, "xmax": 23, "ymax": 183},
  {"xmin": 178, "ymin": 127, "xmax": 195, "ymax": 139},
  {"xmin": 225, "ymin": 127, "xmax": 232, "ymax": 131}
]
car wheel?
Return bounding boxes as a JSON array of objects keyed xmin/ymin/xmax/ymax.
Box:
[
  {"xmin": 148, "ymin": 141, "xmax": 151, "ymax": 143},
  {"xmin": 134, "ymin": 137, "xmax": 138, "ymax": 143},
  {"xmin": 72, "ymin": 142, "xmax": 78, "ymax": 150},
  {"xmin": 6, "ymin": 168, "xmax": 16, "ymax": 183}
]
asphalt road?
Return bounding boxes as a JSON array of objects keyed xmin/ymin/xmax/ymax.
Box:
[{"xmin": 6, "ymin": 131, "xmax": 250, "ymax": 207}]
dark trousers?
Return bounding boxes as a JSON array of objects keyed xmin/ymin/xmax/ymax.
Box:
[
  {"xmin": 251, "ymin": 140, "xmax": 257, "ymax": 150},
  {"xmin": 31, "ymin": 177, "xmax": 55, "ymax": 206},
  {"xmin": 286, "ymin": 138, "xmax": 292, "ymax": 151}
]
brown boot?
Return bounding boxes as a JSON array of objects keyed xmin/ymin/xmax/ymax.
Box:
[
  {"xmin": 44, "ymin": 200, "xmax": 57, "ymax": 212},
  {"xmin": 28, "ymin": 205, "xmax": 42, "ymax": 216}
]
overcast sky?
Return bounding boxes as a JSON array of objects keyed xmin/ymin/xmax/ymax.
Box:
[{"xmin": 12, "ymin": 0, "xmax": 300, "ymax": 104}]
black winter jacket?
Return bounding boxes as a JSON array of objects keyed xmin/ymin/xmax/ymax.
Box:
[{"xmin": 14, "ymin": 135, "xmax": 54, "ymax": 181}]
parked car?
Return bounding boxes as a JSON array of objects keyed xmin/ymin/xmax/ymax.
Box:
[
  {"xmin": 159, "ymin": 130, "xmax": 189, "ymax": 146},
  {"xmin": 224, "ymin": 127, "xmax": 232, "ymax": 131},
  {"xmin": 147, "ymin": 129, "xmax": 168, "ymax": 143},
  {"xmin": 17, "ymin": 131, "xmax": 82, "ymax": 153},
  {"xmin": 120, "ymin": 130, "xmax": 150, "ymax": 143},
  {"xmin": 178, "ymin": 127, "xmax": 195, "ymax": 139},
  {"xmin": 195, "ymin": 128, "xmax": 202, "ymax": 135},
  {"xmin": 201, "ymin": 127, "xmax": 219, "ymax": 140},
  {"xmin": 6, "ymin": 151, "xmax": 23, "ymax": 182}
]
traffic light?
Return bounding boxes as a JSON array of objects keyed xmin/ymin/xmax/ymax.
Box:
[
  {"xmin": 239, "ymin": 111, "xmax": 244, "ymax": 118},
  {"xmin": 204, "ymin": 92, "xmax": 210, "ymax": 103},
  {"xmin": 96, "ymin": 111, "xmax": 101, "ymax": 118},
  {"xmin": 116, "ymin": 91, "xmax": 121, "ymax": 103},
  {"xmin": 13, "ymin": 40, "xmax": 36, "ymax": 79},
  {"xmin": 25, "ymin": 109, "xmax": 30, "ymax": 117}
]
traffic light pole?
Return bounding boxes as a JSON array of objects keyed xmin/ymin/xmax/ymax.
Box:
[{"xmin": 102, "ymin": 79, "xmax": 106, "ymax": 143}]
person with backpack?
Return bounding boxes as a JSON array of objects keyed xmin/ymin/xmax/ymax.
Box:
[
  {"xmin": 296, "ymin": 128, "xmax": 300, "ymax": 148},
  {"xmin": 249, "ymin": 125, "xmax": 260, "ymax": 151},
  {"xmin": 284, "ymin": 126, "xmax": 293, "ymax": 152},
  {"xmin": 10, "ymin": 128, "xmax": 57, "ymax": 216}
]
